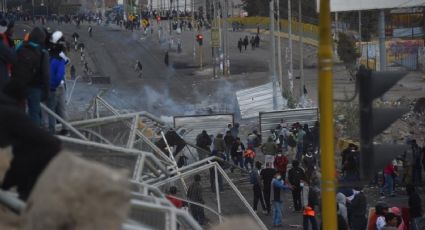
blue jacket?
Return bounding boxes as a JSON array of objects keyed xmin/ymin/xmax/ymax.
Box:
[
  {"xmin": 49, "ymin": 56, "xmax": 65, "ymax": 91},
  {"xmin": 271, "ymin": 178, "xmax": 291, "ymax": 201}
]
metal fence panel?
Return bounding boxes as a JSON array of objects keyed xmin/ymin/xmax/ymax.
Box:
[
  {"xmin": 174, "ymin": 114, "xmax": 234, "ymax": 143},
  {"xmin": 236, "ymin": 82, "xmax": 287, "ymax": 119},
  {"xmin": 259, "ymin": 108, "xmax": 319, "ymax": 143}
]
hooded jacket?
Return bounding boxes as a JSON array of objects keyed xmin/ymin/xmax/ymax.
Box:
[{"xmin": 27, "ymin": 27, "xmax": 50, "ymax": 99}]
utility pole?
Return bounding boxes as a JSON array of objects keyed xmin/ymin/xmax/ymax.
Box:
[
  {"xmin": 358, "ymin": 10, "xmax": 362, "ymax": 42},
  {"xmin": 318, "ymin": 0, "xmax": 337, "ymax": 229},
  {"xmin": 378, "ymin": 10, "xmax": 386, "ymax": 71},
  {"xmin": 270, "ymin": 0, "xmax": 277, "ymax": 110},
  {"xmin": 223, "ymin": 0, "xmax": 230, "ymax": 75},
  {"xmin": 276, "ymin": 0, "xmax": 283, "ymax": 95},
  {"xmin": 298, "ymin": 0, "xmax": 304, "ymax": 99},
  {"xmin": 288, "ymin": 0, "xmax": 293, "ymax": 95}
]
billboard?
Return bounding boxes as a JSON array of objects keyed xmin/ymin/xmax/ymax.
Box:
[{"xmin": 316, "ymin": 0, "xmax": 425, "ymax": 12}]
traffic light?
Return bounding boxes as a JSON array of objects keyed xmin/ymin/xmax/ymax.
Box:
[
  {"xmin": 196, "ymin": 34, "xmax": 203, "ymax": 46},
  {"xmin": 357, "ymin": 65, "xmax": 409, "ymax": 179}
]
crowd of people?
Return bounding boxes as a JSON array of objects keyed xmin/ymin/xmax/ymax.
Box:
[{"xmin": 237, "ymin": 34, "xmax": 261, "ymax": 52}]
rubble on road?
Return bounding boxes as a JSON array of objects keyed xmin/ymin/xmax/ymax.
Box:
[{"xmin": 20, "ymin": 153, "xmax": 130, "ymax": 230}]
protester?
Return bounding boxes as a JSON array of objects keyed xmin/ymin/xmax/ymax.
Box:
[
  {"xmin": 243, "ymin": 36, "xmax": 249, "ymax": 50},
  {"xmin": 382, "ymin": 213, "xmax": 399, "ymax": 230},
  {"xmin": 260, "ymin": 162, "xmax": 276, "ymax": 215},
  {"xmin": 376, "ymin": 203, "xmax": 390, "ymax": 230},
  {"xmin": 336, "ymin": 192, "xmax": 348, "ymax": 223},
  {"xmin": 237, "ymin": 38, "xmax": 242, "ymax": 53},
  {"xmin": 250, "ymin": 161, "xmax": 267, "ymax": 214},
  {"xmin": 261, "ymin": 136, "xmax": 278, "ymax": 167},
  {"xmin": 213, "ymin": 133, "xmax": 226, "ymax": 156},
  {"xmin": 302, "ymin": 179, "xmax": 319, "ymax": 230},
  {"xmin": 247, "ymin": 130, "xmax": 261, "ymax": 148},
  {"xmin": 390, "ymin": 207, "xmax": 406, "ymax": 230},
  {"xmin": 381, "ymin": 161, "xmax": 397, "ymax": 197},
  {"xmin": 47, "ymin": 31, "xmax": 69, "ymax": 135},
  {"xmin": 196, "ymin": 130, "xmax": 212, "ymax": 158},
  {"xmin": 224, "ymin": 130, "xmax": 235, "ymax": 161},
  {"xmin": 187, "ymin": 174, "xmax": 205, "ymax": 226},
  {"xmin": 348, "ymin": 186, "xmax": 368, "ymax": 230},
  {"xmin": 231, "ymin": 137, "xmax": 245, "ymax": 168},
  {"xmin": 209, "ymin": 150, "xmax": 224, "ymax": 193},
  {"xmin": 288, "ymin": 160, "xmax": 305, "ymax": 212},
  {"xmin": 296, "ymin": 126, "xmax": 306, "ymax": 161},
  {"xmin": 243, "ymin": 145, "xmax": 256, "ymax": 170},
  {"xmin": 271, "ymin": 172, "xmax": 292, "ymax": 227},
  {"xmin": 230, "ymin": 123, "xmax": 239, "ymax": 138},
  {"xmin": 279, "ymin": 123, "xmax": 290, "ymax": 151},
  {"xmin": 274, "ymin": 152, "xmax": 289, "ymax": 179},
  {"xmin": 11, "ymin": 27, "xmax": 50, "ymax": 126}
]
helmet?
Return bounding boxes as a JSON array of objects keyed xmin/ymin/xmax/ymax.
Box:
[{"xmin": 50, "ymin": 31, "xmax": 64, "ymax": 44}]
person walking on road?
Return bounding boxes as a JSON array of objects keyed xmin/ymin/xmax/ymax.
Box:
[
  {"xmin": 243, "ymin": 36, "xmax": 249, "ymax": 50},
  {"xmin": 88, "ymin": 26, "xmax": 93, "ymax": 37},
  {"xmin": 261, "ymin": 136, "xmax": 278, "ymax": 168},
  {"xmin": 250, "ymin": 36, "xmax": 255, "ymax": 50},
  {"xmin": 187, "ymin": 174, "xmax": 205, "ymax": 226},
  {"xmin": 224, "ymin": 130, "xmax": 235, "ymax": 161},
  {"xmin": 288, "ymin": 160, "xmax": 306, "ymax": 212},
  {"xmin": 271, "ymin": 171, "xmax": 293, "ymax": 227},
  {"xmin": 164, "ymin": 51, "xmax": 169, "ymax": 66},
  {"xmin": 250, "ymin": 161, "xmax": 267, "ymax": 214},
  {"xmin": 302, "ymin": 179, "xmax": 319, "ymax": 230},
  {"xmin": 134, "ymin": 60, "xmax": 143, "ymax": 78},
  {"xmin": 237, "ymin": 38, "xmax": 242, "ymax": 53},
  {"xmin": 261, "ymin": 162, "xmax": 276, "ymax": 215}
]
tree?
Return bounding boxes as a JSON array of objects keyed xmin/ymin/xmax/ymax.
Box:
[{"xmin": 337, "ymin": 32, "xmax": 360, "ymax": 79}]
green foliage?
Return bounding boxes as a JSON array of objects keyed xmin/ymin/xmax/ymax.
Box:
[
  {"xmin": 337, "ymin": 32, "xmax": 361, "ymax": 77},
  {"xmin": 334, "ymin": 90, "xmax": 360, "ymax": 140},
  {"xmin": 282, "ymin": 90, "xmax": 296, "ymax": 109}
]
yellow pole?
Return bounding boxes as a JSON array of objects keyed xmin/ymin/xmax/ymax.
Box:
[{"xmin": 318, "ymin": 0, "xmax": 337, "ymax": 229}]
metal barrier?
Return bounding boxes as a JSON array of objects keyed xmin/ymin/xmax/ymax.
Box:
[
  {"xmin": 259, "ymin": 108, "xmax": 318, "ymax": 142},
  {"xmin": 174, "ymin": 114, "xmax": 234, "ymax": 143}
]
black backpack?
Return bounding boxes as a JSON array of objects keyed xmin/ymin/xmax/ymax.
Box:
[
  {"xmin": 11, "ymin": 43, "xmax": 43, "ymax": 86},
  {"xmin": 287, "ymin": 134, "xmax": 297, "ymax": 148}
]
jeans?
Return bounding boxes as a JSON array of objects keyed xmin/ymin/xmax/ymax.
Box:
[
  {"xmin": 27, "ymin": 88, "xmax": 43, "ymax": 127},
  {"xmin": 303, "ymin": 215, "xmax": 319, "ymax": 230},
  {"xmin": 47, "ymin": 86, "xmax": 68, "ymax": 134},
  {"xmin": 296, "ymin": 142, "xmax": 304, "ymax": 161},
  {"xmin": 272, "ymin": 201, "xmax": 283, "ymax": 226},
  {"xmin": 190, "ymin": 206, "xmax": 204, "ymax": 226},
  {"xmin": 232, "ymin": 154, "xmax": 243, "ymax": 168},
  {"xmin": 244, "ymin": 157, "xmax": 254, "ymax": 170},
  {"xmin": 381, "ymin": 173, "xmax": 394, "ymax": 195}
]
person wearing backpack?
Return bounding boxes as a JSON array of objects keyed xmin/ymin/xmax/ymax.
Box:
[
  {"xmin": 250, "ymin": 161, "xmax": 267, "ymax": 214},
  {"xmin": 288, "ymin": 160, "xmax": 306, "ymax": 212},
  {"xmin": 46, "ymin": 31, "xmax": 69, "ymax": 135},
  {"xmin": 10, "ymin": 27, "xmax": 50, "ymax": 126}
]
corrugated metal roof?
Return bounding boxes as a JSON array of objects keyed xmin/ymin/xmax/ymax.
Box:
[
  {"xmin": 259, "ymin": 108, "xmax": 319, "ymax": 143},
  {"xmin": 173, "ymin": 114, "xmax": 234, "ymax": 143},
  {"xmin": 236, "ymin": 82, "xmax": 287, "ymax": 119}
]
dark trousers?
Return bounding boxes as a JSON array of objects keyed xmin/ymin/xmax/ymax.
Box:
[
  {"xmin": 253, "ymin": 185, "xmax": 266, "ymax": 211},
  {"xmin": 232, "ymin": 155, "xmax": 243, "ymax": 168},
  {"xmin": 190, "ymin": 206, "xmax": 205, "ymax": 226},
  {"xmin": 263, "ymin": 188, "xmax": 271, "ymax": 213},
  {"xmin": 244, "ymin": 157, "xmax": 254, "ymax": 170},
  {"xmin": 209, "ymin": 168, "xmax": 223, "ymax": 192},
  {"xmin": 350, "ymin": 215, "xmax": 366, "ymax": 230},
  {"xmin": 303, "ymin": 215, "xmax": 319, "ymax": 230},
  {"xmin": 292, "ymin": 187, "xmax": 302, "ymax": 211}
]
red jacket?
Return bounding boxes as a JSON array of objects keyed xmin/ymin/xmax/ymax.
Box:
[
  {"xmin": 383, "ymin": 163, "xmax": 395, "ymax": 175},
  {"xmin": 166, "ymin": 195, "xmax": 183, "ymax": 208}
]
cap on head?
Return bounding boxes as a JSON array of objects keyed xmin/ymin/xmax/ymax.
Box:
[
  {"xmin": 50, "ymin": 31, "xmax": 64, "ymax": 44},
  {"xmin": 0, "ymin": 18, "xmax": 8, "ymax": 33}
]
